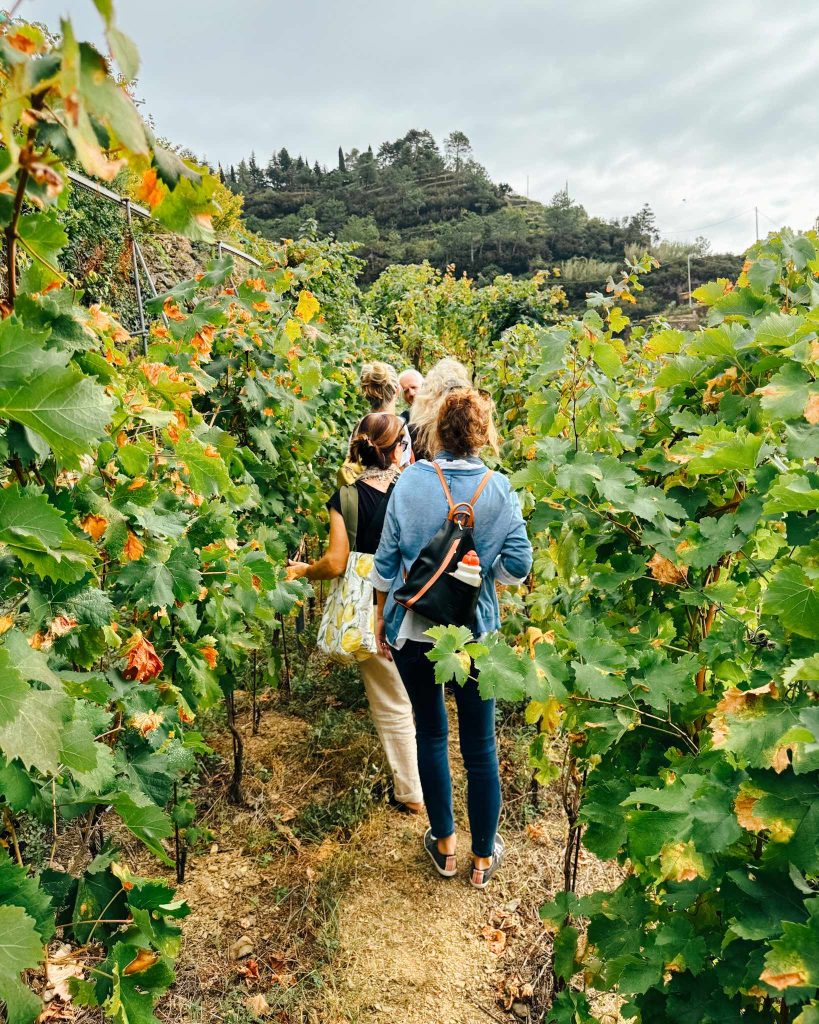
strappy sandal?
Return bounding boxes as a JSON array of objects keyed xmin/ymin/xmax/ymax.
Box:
[
  {"xmin": 470, "ymin": 835, "xmax": 505, "ymax": 889},
  {"xmin": 424, "ymin": 828, "xmax": 457, "ymax": 878}
]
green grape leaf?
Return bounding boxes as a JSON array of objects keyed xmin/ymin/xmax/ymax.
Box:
[
  {"xmin": 474, "ymin": 639, "xmax": 529, "ymax": 702},
  {"xmin": 0, "ymin": 364, "xmax": 112, "ymax": 462},
  {"xmin": 17, "ymin": 210, "xmax": 68, "ymax": 292},
  {"xmin": 760, "ymin": 905, "xmax": 819, "ymax": 997},
  {"xmin": 174, "ymin": 436, "xmax": 233, "ymax": 497},
  {"xmin": 592, "ymin": 341, "xmax": 622, "ymax": 378},
  {"xmin": 552, "ymin": 924, "xmax": 579, "ymax": 981},
  {"xmin": 0, "ymin": 317, "xmax": 65, "ymax": 384},
  {"xmin": 0, "ymin": 758, "xmax": 35, "ymax": 811},
  {"xmin": 425, "ymin": 625, "xmax": 476, "ymax": 685},
  {"xmin": 0, "ymin": 851, "xmax": 54, "ymax": 944},
  {"xmin": 0, "ymin": 485, "xmax": 95, "ymax": 581},
  {"xmin": 110, "ymin": 792, "xmax": 173, "ymax": 864},
  {"xmin": 165, "ymin": 544, "xmax": 202, "ymax": 603},
  {"xmin": 116, "ymin": 558, "xmax": 175, "ymax": 611},
  {"xmin": 0, "ymin": 648, "xmax": 29, "ymax": 727},
  {"xmin": 763, "ymin": 565, "xmax": 819, "ymax": 639},
  {"xmin": 0, "ymin": 684, "xmax": 70, "ymax": 775},
  {"xmin": 633, "ymin": 653, "xmax": 699, "ymax": 710},
  {"xmin": 0, "ymin": 905, "xmax": 43, "ymax": 995},
  {"xmin": 764, "ymin": 475, "xmax": 819, "ymax": 514},
  {"xmin": 757, "ymin": 363, "xmax": 814, "ymax": 421}
]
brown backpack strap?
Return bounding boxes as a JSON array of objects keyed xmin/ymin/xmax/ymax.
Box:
[
  {"xmin": 433, "ymin": 461, "xmax": 456, "ymax": 514},
  {"xmin": 469, "ymin": 470, "xmax": 493, "ymax": 506},
  {"xmin": 434, "ymin": 465, "xmax": 493, "ymax": 528}
]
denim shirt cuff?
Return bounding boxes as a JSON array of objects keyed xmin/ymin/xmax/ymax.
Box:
[
  {"xmin": 370, "ymin": 567, "xmax": 393, "ymax": 592},
  {"xmin": 491, "ymin": 553, "xmax": 527, "ymax": 586}
]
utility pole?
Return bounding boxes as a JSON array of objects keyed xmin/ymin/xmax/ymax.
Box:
[
  {"xmin": 687, "ymin": 253, "xmax": 695, "ymax": 309},
  {"xmin": 755, "ymin": 206, "xmax": 759, "ymax": 242}
]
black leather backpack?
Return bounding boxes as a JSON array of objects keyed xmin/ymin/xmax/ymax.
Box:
[{"xmin": 394, "ymin": 463, "xmax": 492, "ymax": 628}]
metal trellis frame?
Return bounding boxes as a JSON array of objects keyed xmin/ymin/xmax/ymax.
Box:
[{"xmin": 65, "ymin": 168, "xmax": 262, "ymax": 348}]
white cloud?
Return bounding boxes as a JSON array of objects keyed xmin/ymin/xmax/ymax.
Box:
[{"xmin": 28, "ymin": 0, "xmax": 819, "ymax": 252}]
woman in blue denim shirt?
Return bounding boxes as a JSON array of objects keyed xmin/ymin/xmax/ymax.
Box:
[{"xmin": 371, "ymin": 387, "xmax": 532, "ymax": 888}]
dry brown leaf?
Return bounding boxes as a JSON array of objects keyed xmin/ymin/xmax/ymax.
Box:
[
  {"xmin": 647, "ymin": 552, "xmax": 687, "ymax": 586},
  {"xmin": 0, "ymin": 615, "xmax": 14, "ymax": 635},
  {"xmin": 229, "ymin": 935, "xmax": 254, "ymax": 961},
  {"xmin": 244, "ymin": 993, "xmax": 271, "ymax": 1018},
  {"xmin": 121, "ymin": 631, "xmax": 163, "ymax": 682},
  {"xmin": 481, "ymin": 925, "xmax": 507, "ymax": 955},
  {"xmin": 734, "ymin": 791, "xmax": 766, "ymax": 832},
  {"xmin": 804, "ymin": 393, "xmax": 819, "ymax": 425},
  {"xmin": 43, "ymin": 944, "xmax": 84, "ymax": 1003}
]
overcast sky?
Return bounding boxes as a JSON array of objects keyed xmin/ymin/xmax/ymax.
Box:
[{"xmin": 29, "ymin": 0, "xmax": 819, "ymax": 253}]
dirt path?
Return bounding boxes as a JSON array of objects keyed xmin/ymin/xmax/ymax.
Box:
[{"xmin": 111, "ymin": 659, "xmax": 622, "ymax": 1024}]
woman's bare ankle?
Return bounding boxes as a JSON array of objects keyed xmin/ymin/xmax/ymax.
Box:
[
  {"xmin": 473, "ymin": 854, "xmax": 492, "ymax": 870},
  {"xmin": 437, "ymin": 833, "xmax": 456, "ymax": 856}
]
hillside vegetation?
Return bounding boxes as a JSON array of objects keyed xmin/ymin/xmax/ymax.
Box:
[{"xmin": 226, "ymin": 128, "xmax": 742, "ymax": 312}]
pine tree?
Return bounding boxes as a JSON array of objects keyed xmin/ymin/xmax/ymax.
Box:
[
  {"xmin": 218, "ymin": 163, "xmax": 226, "ymax": 185},
  {"xmin": 338, "ymin": 146, "xmax": 346, "ymax": 172},
  {"xmin": 248, "ymin": 150, "xmax": 260, "ymax": 186}
]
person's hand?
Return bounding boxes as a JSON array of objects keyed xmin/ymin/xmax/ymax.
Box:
[
  {"xmin": 376, "ymin": 613, "xmax": 392, "ymax": 661},
  {"xmin": 286, "ymin": 560, "xmax": 310, "ymax": 582}
]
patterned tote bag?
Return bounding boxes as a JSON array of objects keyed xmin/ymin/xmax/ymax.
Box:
[{"xmin": 317, "ymin": 486, "xmax": 378, "ymax": 664}]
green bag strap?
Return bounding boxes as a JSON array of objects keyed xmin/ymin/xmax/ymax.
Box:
[{"xmin": 339, "ymin": 484, "xmax": 359, "ymax": 553}]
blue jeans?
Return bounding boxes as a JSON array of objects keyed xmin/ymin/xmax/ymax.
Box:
[{"xmin": 391, "ymin": 640, "xmax": 501, "ymax": 858}]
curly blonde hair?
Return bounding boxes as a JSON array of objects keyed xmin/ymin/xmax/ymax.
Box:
[
  {"xmin": 409, "ymin": 357, "xmax": 472, "ymax": 458},
  {"xmin": 360, "ymin": 361, "xmax": 399, "ymax": 411}
]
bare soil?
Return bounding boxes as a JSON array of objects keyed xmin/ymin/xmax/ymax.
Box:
[{"xmin": 49, "ymin": 653, "xmax": 623, "ymax": 1024}]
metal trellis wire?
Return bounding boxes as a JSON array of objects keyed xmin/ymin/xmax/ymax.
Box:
[{"xmin": 66, "ymin": 169, "xmax": 262, "ymax": 354}]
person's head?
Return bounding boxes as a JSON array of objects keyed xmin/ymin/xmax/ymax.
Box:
[
  {"xmin": 349, "ymin": 412, "xmax": 407, "ymax": 469},
  {"xmin": 409, "ymin": 357, "xmax": 472, "ymax": 455},
  {"xmin": 433, "ymin": 387, "xmax": 498, "ymax": 459},
  {"xmin": 399, "ymin": 368, "xmax": 423, "ymax": 406},
  {"xmin": 360, "ymin": 361, "xmax": 399, "ymax": 412}
]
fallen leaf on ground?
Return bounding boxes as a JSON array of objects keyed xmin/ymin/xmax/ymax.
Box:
[
  {"xmin": 481, "ymin": 925, "xmax": 507, "ymax": 955},
  {"xmin": 245, "ymin": 993, "xmax": 270, "ymax": 1018},
  {"xmin": 43, "ymin": 944, "xmax": 84, "ymax": 1002},
  {"xmin": 230, "ymin": 935, "xmax": 254, "ymax": 961}
]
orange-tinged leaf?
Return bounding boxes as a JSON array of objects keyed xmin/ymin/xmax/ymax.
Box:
[
  {"xmin": 80, "ymin": 513, "xmax": 109, "ymax": 541},
  {"xmin": 804, "ymin": 393, "xmax": 819, "ymax": 425},
  {"xmin": 759, "ymin": 967, "xmax": 807, "ymax": 991},
  {"xmin": 136, "ymin": 168, "xmax": 164, "ymax": 208},
  {"xmin": 7, "ymin": 32, "xmax": 37, "ymax": 54},
  {"xmin": 129, "ymin": 710, "xmax": 164, "ymax": 737},
  {"xmin": 122, "ymin": 531, "xmax": 145, "ymax": 562},
  {"xmin": 128, "ymin": 476, "xmax": 147, "ymax": 491},
  {"xmin": 200, "ymin": 645, "xmax": 218, "ymax": 669},
  {"xmin": 163, "ymin": 299, "xmax": 185, "ymax": 322},
  {"xmin": 123, "ymin": 948, "xmax": 159, "ymax": 975},
  {"xmin": 0, "ymin": 615, "xmax": 14, "ymax": 635},
  {"xmin": 122, "ymin": 631, "xmax": 163, "ymax": 682}
]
